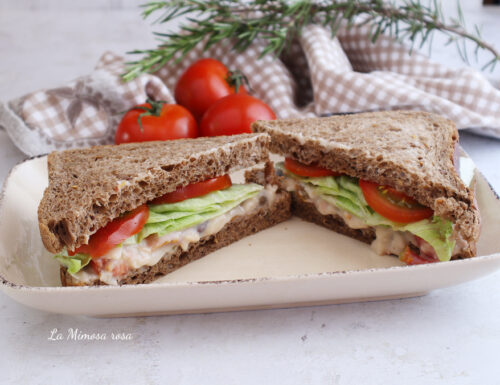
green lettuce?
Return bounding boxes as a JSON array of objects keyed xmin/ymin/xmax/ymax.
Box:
[
  {"xmin": 278, "ymin": 163, "xmax": 455, "ymax": 261},
  {"xmin": 139, "ymin": 183, "xmax": 263, "ymax": 240},
  {"xmin": 54, "ymin": 250, "xmax": 91, "ymax": 275},
  {"xmin": 403, "ymin": 216, "xmax": 455, "ymax": 262}
]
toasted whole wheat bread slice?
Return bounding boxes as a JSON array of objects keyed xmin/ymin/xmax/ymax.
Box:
[
  {"xmin": 60, "ymin": 164, "xmax": 291, "ymax": 286},
  {"xmin": 39, "ymin": 134, "xmax": 270, "ymax": 254},
  {"xmin": 252, "ymin": 111, "xmax": 480, "ymax": 256}
]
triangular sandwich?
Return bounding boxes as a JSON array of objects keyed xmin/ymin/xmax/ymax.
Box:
[
  {"xmin": 38, "ymin": 134, "xmax": 291, "ymax": 285},
  {"xmin": 253, "ymin": 111, "xmax": 480, "ymax": 265}
]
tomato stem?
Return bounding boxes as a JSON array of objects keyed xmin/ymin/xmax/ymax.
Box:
[
  {"xmin": 225, "ymin": 69, "xmax": 252, "ymax": 94},
  {"xmin": 127, "ymin": 98, "xmax": 168, "ymax": 132}
]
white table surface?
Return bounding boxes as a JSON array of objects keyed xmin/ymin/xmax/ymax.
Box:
[{"xmin": 1, "ymin": 2, "xmax": 500, "ymax": 384}]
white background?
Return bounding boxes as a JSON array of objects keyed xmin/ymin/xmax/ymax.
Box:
[{"xmin": 1, "ymin": 1, "xmax": 500, "ymax": 384}]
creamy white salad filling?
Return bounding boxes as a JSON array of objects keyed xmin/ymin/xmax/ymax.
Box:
[
  {"xmin": 72, "ymin": 185, "xmax": 278, "ymax": 285},
  {"xmin": 283, "ymin": 176, "xmax": 466, "ymax": 259}
]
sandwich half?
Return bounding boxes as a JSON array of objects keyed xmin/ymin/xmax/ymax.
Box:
[
  {"xmin": 252, "ymin": 111, "xmax": 480, "ymax": 265},
  {"xmin": 38, "ymin": 134, "xmax": 291, "ymax": 286}
]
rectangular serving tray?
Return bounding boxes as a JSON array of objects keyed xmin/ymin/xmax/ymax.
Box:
[{"xmin": 1, "ymin": 156, "xmax": 499, "ymax": 317}]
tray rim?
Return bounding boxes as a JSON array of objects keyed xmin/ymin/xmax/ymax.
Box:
[{"xmin": 1, "ymin": 252, "xmax": 499, "ymax": 293}]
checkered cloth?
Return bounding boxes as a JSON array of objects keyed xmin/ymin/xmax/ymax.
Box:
[{"xmin": 1, "ymin": 24, "xmax": 500, "ymax": 156}]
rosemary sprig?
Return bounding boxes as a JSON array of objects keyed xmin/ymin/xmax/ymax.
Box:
[{"xmin": 122, "ymin": 0, "xmax": 500, "ymax": 81}]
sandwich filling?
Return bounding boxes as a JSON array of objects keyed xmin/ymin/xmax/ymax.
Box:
[
  {"xmin": 54, "ymin": 179, "xmax": 278, "ymax": 285},
  {"xmin": 277, "ymin": 161, "xmax": 469, "ymax": 264}
]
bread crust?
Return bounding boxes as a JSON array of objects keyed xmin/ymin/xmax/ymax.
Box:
[
  {"xmin": 60, "ymin": 189, "xmax": 291, "ymax": 286},
  {"xmin": 252, "ymin": 111, "xmax": 480, "ymax": 257},
  {"xmin": 39, "ymin": 134, "xmax": 270, "ymax": 254}
]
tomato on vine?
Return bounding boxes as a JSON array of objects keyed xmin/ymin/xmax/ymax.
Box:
[
  {"xmin": 175, "ymin": 58, "xmax": 247, "ymax": 121},
  {"xmin": 200, "ymin": 94, "xmax": 276, "ymax": 136},
  {"xmin": 115, "ymin": 99, "xmax": 198, "ymax": 144}
]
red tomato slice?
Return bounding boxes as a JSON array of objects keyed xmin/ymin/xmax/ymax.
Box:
[
  {"xmin": 359, "ymin": 180, "xmax": 433, "ymax": 223},
  {"xmin": 200, "ymin": 94, "xmax": 275, "ymax": 136},
  {"xmin": 115, "ymin": 102, "xmax": 198, "ymax": 144},
  {"xmin": 175, "ymin": 58, "xmax": 246, "ymax": 121},
  {"xmin": 399, "ymin": 245, "xmax": 439, "ymax": 265},
  {"xmin": 151, "ymin": 175, "xmax": 232, "ymax": 204},
  {"xmin": 284, "ymin": 157, "xmax": 341, "ymax": 178},
  {"xmin": 69, "ymin": 204, "xmax": 149, "ymax": 258}
]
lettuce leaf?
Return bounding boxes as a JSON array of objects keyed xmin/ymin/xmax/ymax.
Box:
[
  {"xmin": 138, "ymin": 183, "xmax": 263, "ymax": 240},
  {"xmin": 54, "ymin": 250, "xmax": 91, "ymax": 275},
  {"xmin": 403, "ymin": 216, "xmax": 455, "ymax": 262},
  {"xmin": 278, "ymin": 163, "xmax": 455, "ymax": 261}
]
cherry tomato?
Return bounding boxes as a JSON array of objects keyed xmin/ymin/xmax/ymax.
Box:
[
  {"xmin": 115, "ymin": 101, "xmax": 197, "ymax": 144},
  {"xmin": 399, "ymin": 245, "xmax": 439, "ymax": 265},
  {"xmin": 175, "ymin": 58, "xmax": 246, "ymax": 120},
  {"xmin": 359, "ymin": 180, "xmax": 433, "ymax": 223},
  {"xmin": 69, "ymin": 204, "xmax": 149, "ymax": 258},
  {"xmin": 284, "ymin": 157, "xmax": 341, "ymax": 178},
  {"xmin": 151, "ymin": 175, "xmax": 232, "ymax": 204},
  {"xmin": 200, "ymin": 94, "xmax": 276, "ymax": 136}
]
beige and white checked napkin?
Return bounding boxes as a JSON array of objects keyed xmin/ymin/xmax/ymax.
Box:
[{"xmin": 1, "ymin": 24, "xmax": 500, "ymax": 156}]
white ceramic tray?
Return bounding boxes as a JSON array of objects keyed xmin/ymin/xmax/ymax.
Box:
[{"xmin": 1, "ymin": 156, "xmax": 499, "ymax": 317}]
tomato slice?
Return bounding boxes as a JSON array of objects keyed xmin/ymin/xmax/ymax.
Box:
[
  {"xmin": 151, "ymin": 175, "xmax": 232, "ymax": 204},
  {"xmin": 359, "ymin": 180, "xmax": 433, "ymax": 223},
  {"xmin": 399, "ymin": 245, "xmax": 439, "ymax": 265},
  {"xmin": 284, "ymin": 158, "xmax": 341, "ymax": 178},
  {"xmin": 69, "ymin": 204, "xmax": 149, "ymax": 258}
]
